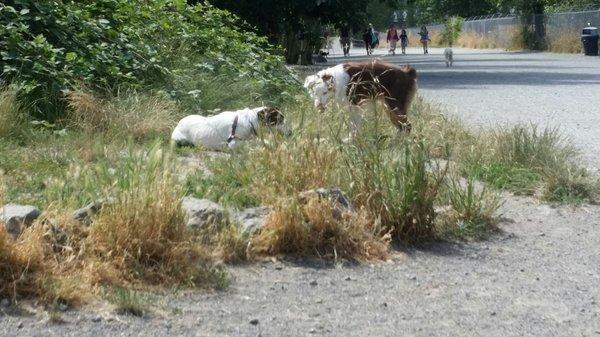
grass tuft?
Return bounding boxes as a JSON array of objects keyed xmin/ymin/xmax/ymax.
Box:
[
  {"xmin": 250, "ymin": 198, "xmax": 390, "ymax": 261},
  {"xmin": 86, "ymin": 144, "xmax": 215, "ymax": 286},
  {"xmin": 438, "ymin": 175, "xmax": 502, "ymax": 239},
  {"xmin": 0, "ymin": 86, "xmax": 26, "ymax": 139},
  {"xmin": 67, "ymin": 89, "xmax": 179, "ymax": 140},
  {"xmin": 107, "ymin": 287, "xmax": 147, "ymax": 317}
]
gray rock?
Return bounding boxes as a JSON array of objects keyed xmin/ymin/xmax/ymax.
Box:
[
  {"xmin": 181, "ymin": 197, "xmax": 225, "ymax": 231},
  {"xmin": 72, "ymin": 198, "xmax": 114, "ymax": 225},
  {"xmin": 298, "ymin": 187, "xmax": 354, "ymax": 211},
  {"xmin": 1, "ymin": 204, "xmax": 41, "ymax": 239},
  {"xmin": 230, "ymin": 207, "xmax": 270, "ymax": 235},
  {"xmin": 0, "ymin": 298, "xmax": 10, "ymax": 307}
]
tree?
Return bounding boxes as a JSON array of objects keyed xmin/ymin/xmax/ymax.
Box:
[{"xmin": 204, "ymin": 0, "xmax": 400, "ymax": 64}]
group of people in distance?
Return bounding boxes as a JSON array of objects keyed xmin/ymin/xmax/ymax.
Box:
[{"xmin": 340, "ymin": 24, "xmax": 430, "ymax": 57}]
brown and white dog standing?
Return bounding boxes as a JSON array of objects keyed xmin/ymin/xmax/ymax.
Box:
[{"xmin": 304, "ymin": 60, "xmax": 417, "ymax": 133}]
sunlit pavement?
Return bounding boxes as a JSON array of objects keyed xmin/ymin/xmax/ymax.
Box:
[{"xmin": 317, "ymin": 44, "xmax": 600, "ymax": 169}]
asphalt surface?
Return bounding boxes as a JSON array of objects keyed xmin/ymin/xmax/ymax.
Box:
[{"xmin": 325, "ymin": 46, "xmax": 600, "ymax": 169}]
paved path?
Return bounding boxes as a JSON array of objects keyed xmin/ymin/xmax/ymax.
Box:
[{"xmin": 324, "ymin": 46, "xmax": 600, "ymax": 168}]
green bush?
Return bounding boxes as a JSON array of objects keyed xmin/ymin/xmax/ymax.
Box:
[
  {"xmin": 440, "ymin": 16, "xmax": 464, "ymax": 46},
  {"xmin": 0, "ymin": 0, "xmax": 297, "ymax": 120}
]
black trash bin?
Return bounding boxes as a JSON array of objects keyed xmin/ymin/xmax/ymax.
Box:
[{"xmin": 581, "ymin": 26, "xmax": 599, "ymax": 56}]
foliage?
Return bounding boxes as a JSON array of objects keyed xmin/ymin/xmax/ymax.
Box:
[
  {"xmin": 0, "ymin": 0, "xmax": 297, "ymax": 120},
  {"xmin": 440, "ymin": 16, "xmax": 464, "ymax": 46}
]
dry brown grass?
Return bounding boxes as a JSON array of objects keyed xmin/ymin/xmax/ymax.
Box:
[
  {"xmin": 407, "ymin": 31, "xmax": 442, "ymax": 48},
  {"xmin": 250, "ymin": 197, "xmax": 390, "ymax": 261},
  {"xmin": 67, "ymin": 89, "xmax": 179, "ymax": 139},
  {"xmin": 457, "ymin": 31, "xmax": 504, "ymax": 49},
  {"xmin": 547, "ymin": 29, "xmax": 583, "ymax": 54},
  {"xmin": 86, "ymin": 145, "xmax": 212, "ymax": 286},
  {"xmin": 245, "ymin": 136, "xmax": 341, "ymax": 205},
  {"xmin": 0, "ymin": 87, "xmax": 23, "ymax": 138},
  {"xmin": 0, "ymin": 224, "xmax": 46, "ymax": 299}
]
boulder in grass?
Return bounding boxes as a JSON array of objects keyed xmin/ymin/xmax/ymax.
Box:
[
  {"xmin": 230, "ymin": 207, "xmax": 270, "ymax": 235},
  {"xmin": 72, "ymin": 198, "xmax": 115, "ymax": 226},
  {"xmin": 298, "ymin": 187, "xmax": 354, "ymax": 211},
  {"xmin": 181, "ymin": 197, "xmax": 226, "ymax": 231},
  {"xmin": 0, "ymin": 204, "xmax": 41, "ymax": 239}
]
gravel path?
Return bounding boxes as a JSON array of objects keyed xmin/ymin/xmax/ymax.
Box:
[
  {"xmin": 2, "ymin": 48, "xmax": 600, "ymax": 336},
  {"xmin": 2, "ymin": 197, "xmax": 599, "ymax": 337}
]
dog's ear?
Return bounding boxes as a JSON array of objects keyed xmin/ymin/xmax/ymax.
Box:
[
  {"xmin": 321, "ymin": 74, "xmax": 333, "ymax": 82},
  {"xmin": 258, "ymin": 107, "xmax": 284, "ymax": 126},
  {"xmin": 401, "ymin": 65, "xmax": 417, "ymax": 80}
]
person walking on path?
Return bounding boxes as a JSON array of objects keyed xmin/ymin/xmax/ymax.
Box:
[
  {"xmin": 340, "ymin": 26, "xmax": 351, "ymax": 57},
  {"xmin": 386, "ymin": 24, "xmax": 400, "ymax": 55},
  {"xmin": 400, "ymin": 28, "xmax": 408, "ymax": 55},
  {"xmin": 419, "ymin": 25, "xmax": 430, "ymax": 54},
  {"xmin": 370, "ymin": 24, "xmax": 380, "ymax": 51},
  {"xmin": 362, "ymin": 28, "xmax": 373, "ymax": 55}
]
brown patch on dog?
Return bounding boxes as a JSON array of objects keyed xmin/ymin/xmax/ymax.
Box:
[
  {"xmin": 257, "ymin": 107, "xmax": 285, "ymax": 126},
  {"xmin": 343, "ymin": 60, "xmax": 417, "ymax": 130},
  {"xmin": 321, "ymin": 74, "xmax": 333, "ymax": 82}
]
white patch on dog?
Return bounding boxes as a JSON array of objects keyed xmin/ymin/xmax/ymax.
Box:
[
  {"xmin": 444, "ymin": 48, "xmax": 454, "ymax": 67},
  {"xmin": 303, "ymin": 64, "xmax": 351, "ymax": 110},
  {"xmin": 171, "ymin": 107, "xmax": 289, "ymax": 150}
]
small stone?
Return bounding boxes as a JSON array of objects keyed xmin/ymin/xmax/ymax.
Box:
[
  {"xmin": 275, "ymin": 265, "xmax": 283, "ymax": 270},
  {"xmin": 539, "ymin": 233, "xmax": 546, "ymax": 237},
  {"xmin": 181, "ymin": 197, "xmax": 225, "ymax": 231},
  {"xmin": 91, "ymin": 316, "xmax": 102, "ymax": 323},
  {"xmin": 58, "ymin": 303, "xmax": 68, "ymax": 312},
  {"xmin": 17, "ymin": 322, "xmax": 24, "ymax": 329},
  {"xmin": 408, "ymin": 275, "xmax": 417, "ymax": 281},
  {"xmin": 230, "ymin": 207, "xmax": 270, "ymax": 235},
  {"xmin": 309, "ymin": 280, "xmax": 318, "ymax": 286},
  {"xmin": 316, "ymin": 299, "xmax": 323, "ymax": 304},
  {"xmin": 520, "ymin": 269, "xmax": 525, "ymax": 272},
  {"xmin": 1, "ymin": 204, "xmax": 41, "ymax": 239},
  {"xmin": 490, "ymin": 312, "xmax": 497, "ymax": 316},
  {"xmin": 344, "ymin": 276, "xmax": 351, "ymax": 281},
  {"xmin": 382, "ymin": 302, "xmax": 388, "ymax": 307},
  {"xmin": 309, "ymin": 328, "xmax": 317, "ymax": 334},
  {"xmin": 249, "ymin": 319, "xmax": 259, "ymax": 325}
]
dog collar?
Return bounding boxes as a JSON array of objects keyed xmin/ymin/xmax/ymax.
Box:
[{"xmin": 227, "ymin": 115, "xmax": 239, "ymax": 144}]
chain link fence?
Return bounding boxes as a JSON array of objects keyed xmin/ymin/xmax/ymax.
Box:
[{"xmin": 407, "ymin": 8, "xmax": 600, "ymax": 52}]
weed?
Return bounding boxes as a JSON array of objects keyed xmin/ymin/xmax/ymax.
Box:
[
  {"xmin": 438, "ymin": 175, "xmax": 502, "ymax": 239},
  {"xmin": 107, "ymin": 287, "xmax": 147, "ymax": 317},
  {"xmin": 86, "ymin": 144, "xmax": 211, "ymax": 285}
]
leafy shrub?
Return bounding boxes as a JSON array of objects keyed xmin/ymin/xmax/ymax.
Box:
[
  {"xmin": 441, "ymin": 16, "xmax": 464, "ymax": 46},
  {"xmin": 0, "ymin": 0, "xmax": 297, "ymax": 120}
]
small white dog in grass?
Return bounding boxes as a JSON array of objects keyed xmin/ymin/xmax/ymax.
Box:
[
  {"xmin": 171, "ymin": 107, "xmax": 290, "ymax": 150},
  {"xmin": 444, "ymin": 47, "xmax": 454, "ymax": 67}
]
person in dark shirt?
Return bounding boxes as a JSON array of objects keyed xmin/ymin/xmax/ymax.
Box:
[
  {"xmin": 362, "ymin": 28, "xmax": 373, "ymax": 55},
  {"xmin": 340, "ymin": 26, "xmax": 351, "ymax": 57}
]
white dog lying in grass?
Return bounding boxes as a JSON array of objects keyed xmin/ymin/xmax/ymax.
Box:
[
  {"xmin": 444, "ymin": 47, "xmax": 454, "ymax": 67},
  {"xmin": 171, "ymin": 107, "xmax": 290, "ymax": 150}
]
